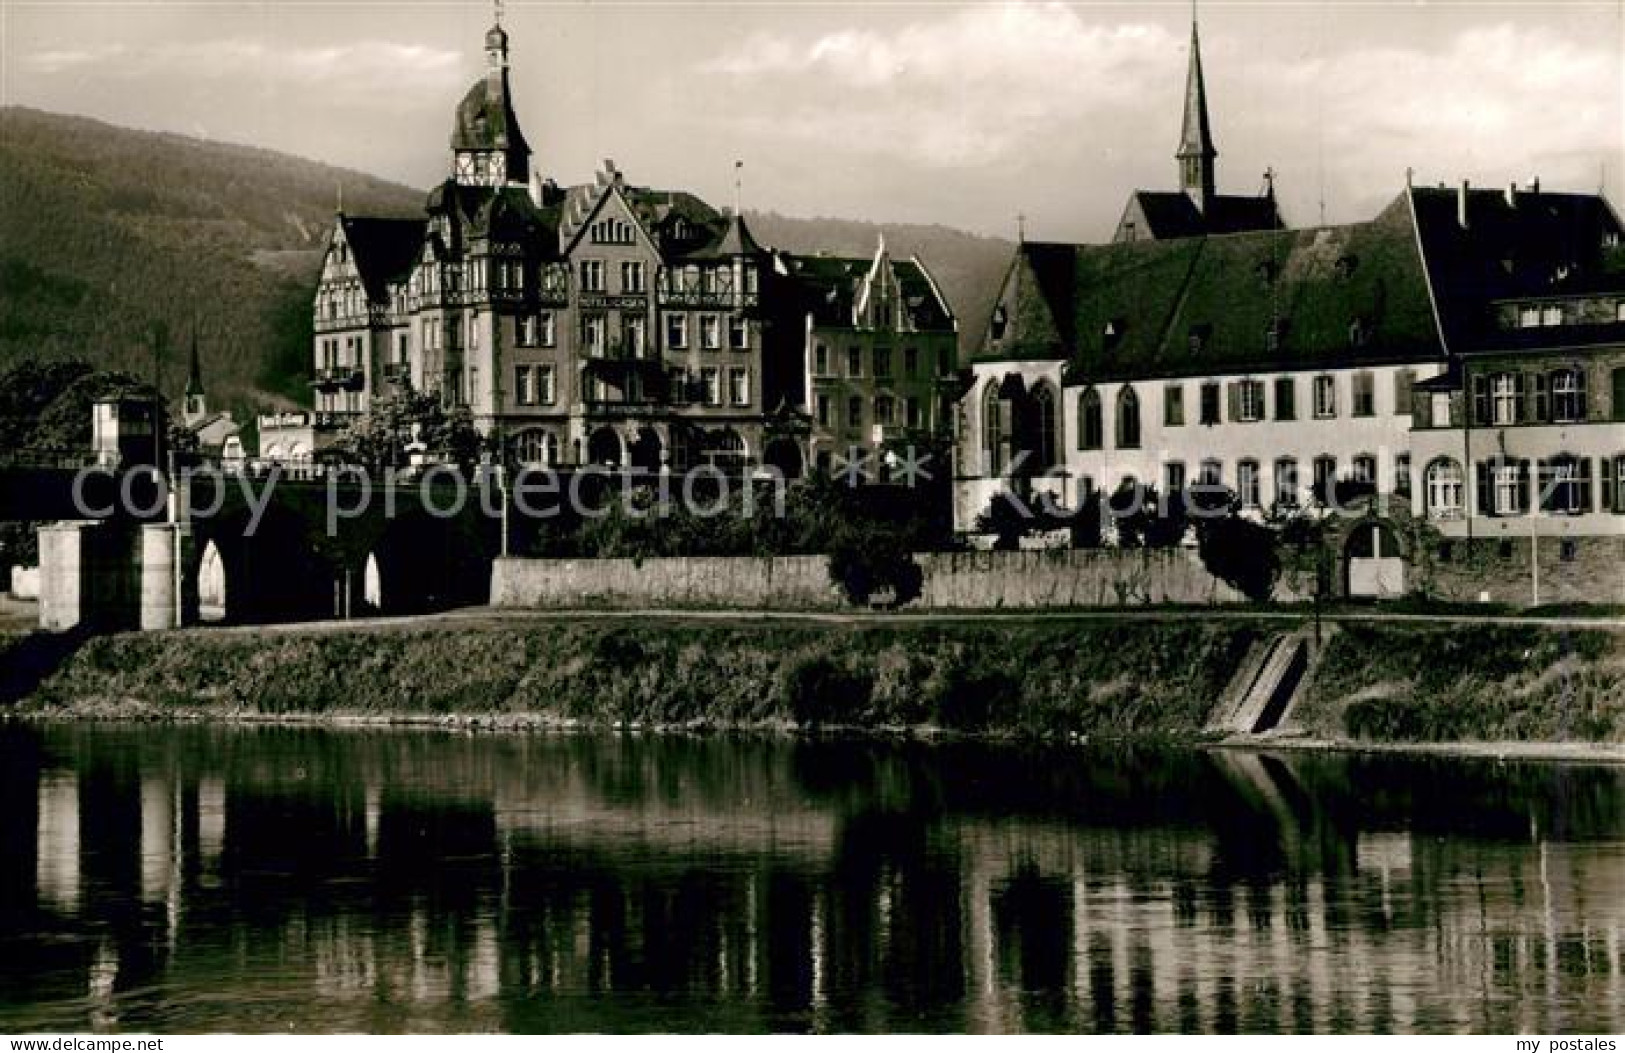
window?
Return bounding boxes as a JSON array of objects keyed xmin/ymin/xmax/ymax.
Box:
[
  {"xmin": 1032, "ymin": 383, "xmax": 1058, "ymax": 470},
  {"xmin": 875, "ymin": 395, "xmax": 895, "ymax": 426},
  {"xmin": 1542, "ymin": 305, "xmax": 1564, "ymax": 327},
  {"xmin": 906, "ymin": 397, "xmax": 923, "ymax": 429},
  {"xmin": 1237, "ymin": 459, "xmax": 1261, "ymax": 508},
  {"xmin": 847, "ymin": 395, "xmax": 864, "ymax": 429},
  {"xmin": 1352, "ymin": 454, "xmax": 1377, "ymax": 484},
  {"xmin": 729, "ymin": 316, "xmax": 749, "ymax": 350},
  {"xmin": 984, "ymin": 383, "xmax": 1007, "ymax": 474},
  {"xmin": 515, "ymin": 365, "xmax": 535, "ymax": 406},
  {"xmin": 1617, "ymin": 302, "xmax": 1625, "ymax": 323},
  {"xmin": 1313, "ymin": 455, "xmax": 1337, "ymax": 499},
  {"xmin": 1116, "ymin": 388, "xmax": 1141, "ymax": 449},
  {"xmin": 1430, "ymin": 392, "xmax": 1451, "ymax": 428},
  {"xmin": 1539, "ymin": 455, "xmax": 1589, "ymax": 514},
  {"xmin": 1551, "ymin": 368, "xmax": 1586, "ymax": 422},
  {"xmin": 729, "ymin": 368, "xmax": 750, "ymax": 407},
  {"xmin": 582, "ymin": 314, "xmax": 605, "ymax": 355},
  {"xmin": 580, "ymin": 260, "xmax": 605, "ymax": 292},
  {"xmin": 1274, "ymin": 458, "xmax": 1299, "ymax": 508},
  {"xmin": 1352, "ymin": 371, "xmax": 1375, "ymax": 417},
  {"xmin": 1198, "ymin": 459, "xmax": 1223, "ymax": 487},
  {"xmin": 701, "ymin": 315, "xmax": 721, "ymax": 350},
  {"xmin": 1491, "ymin": 373, "xmax": 1520, "ymax": 425},
  {"xmin": 620, "ymin": 261, "xmax": 645, "ymax": 293},
  {"xmin": 667, "ymin": 314, "xmax": 688, "ymax": 349},
  {"xmin": 816, "ymin": 394, "xmax": 831, "ymax": 428},
  {"xmin": 847, "ymin": 347, "xmax": 863, "ymax": 377},
  {"xmin": 904, "ymin": 347, "xmax": 919, "ymax": 378},
  {"xmin": 1560, "ymin": 539, "xmax": 1578, "ymax": 563},
  {"xmin": 1615, "ymin": 367, "xmax": 1625, "ymax": 421},
  {"xmin": 937, "ymin": 347, "xmax": 952, "ymax": 375},
  {"xmin": 701, "ymin": 366, "xmax": 721, "ymax": 406},
  {"xmin": 519, "ymin": 315, "xmax": 538, "ymax": 347},
  {"xmin": 1493, "ymin": 463, "xmax": 1523, "ymax": 515},
  {"xmin": 1164, "ymin": 384, "xmax": 1185, "ymax": 427},
  {"xmin": 1236, "ymin": 379, "xmax": 1265, "ymax": 422},
  {"xmin": 538, "ymin": 365, "xmax": 555, "ymax": 405},
  {"xmin": 814, "ymin": 344, "xmax": 829, "ymax": 376},
  {"xmin": 622, "ymin": 315, "xmax": 647, "ymax": 358},
  {"xmin": 1607, "ymin": 454, "xmax": 1625, "ymax": 512},
  {"xmin": 1200, "ymin": 382, "xmax": 1221, "ymax": 425},
  {"xmin": 1395, "ymin": 453, "xmax": 1412, "ymax": 497},
  {"xmin": 875, "ymin": 347, "xmax": 892, "ymax": 379},
  {"xmin": 1519, "ymin": 305, "xmax": 1541, "ymax": 329},
  {"xmin": 512, "ymin": 429, "xmax": 557, "ymax": 467},
  {"xmin": 1078, "ymin": 388, "xmax": 1103, "ymax": 450},
  {"xmin": 1313, "ymin": 375, "xmax": 1337, "ymax": 418},
  {"xmin": 1274, "ymin": 377, "xmax": 1296, "ymax": 421},
  {"xmin": 1165, "ymin": 461, "xmax": 1186, "ymax": 499}
]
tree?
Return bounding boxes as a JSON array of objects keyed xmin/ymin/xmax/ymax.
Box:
[
  {"xmin": 330, "ymin": 384, "xmax": 483, "ymax": 473},
  {"xmin": 1195, "ymin": 509, "xmax": 1281, "ymax": 602}
]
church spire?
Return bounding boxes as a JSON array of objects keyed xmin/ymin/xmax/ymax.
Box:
[
  {"xmin": 1176, "ymin": 6, "xmax": 1217, "ymax": 214},
  {"xmin": 183, "ymin": 324, "xmax": 206, "ymax": 425}
]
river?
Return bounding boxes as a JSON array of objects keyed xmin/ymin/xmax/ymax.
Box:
[{"xmin": 0, "ymin": 724, "xmax": 1621, "ymax": 1033}]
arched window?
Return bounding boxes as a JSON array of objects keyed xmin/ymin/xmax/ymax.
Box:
[
  {"xmin": 982, "ymin": 380, "xmax": 1007, "ymax": 474},
  {"xmin": 1077, "ymin": 387, "xmax": 1102, "ymax": 451},
  {"xmin": 1116, "ymin": 387, "xmax": 1141, "ymax": 449},
  {"xmin": 1031, "ymin": 383, "xmax": 1058, "ymax": 470},
  {"xmin": 512, "ymin": 428, "xmax": 558, "ymax": 467},
  {"xmin": 1425, "ymin": 458, "xmax": 1464, "ymax": 519}
]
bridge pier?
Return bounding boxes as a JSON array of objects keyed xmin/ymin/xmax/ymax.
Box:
[{"xmin": 37, "ymin": 521, "xmax": 195, "ymax": 633}]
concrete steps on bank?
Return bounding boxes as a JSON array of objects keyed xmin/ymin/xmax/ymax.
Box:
[{"xmin": 1208, "ymin": 628, "xmax": 1313, "ymax": 736}]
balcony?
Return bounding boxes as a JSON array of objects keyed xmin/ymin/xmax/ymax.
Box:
[{"xmin": 311, "ymin": 366, "xmax": 365, "ymax": 391}]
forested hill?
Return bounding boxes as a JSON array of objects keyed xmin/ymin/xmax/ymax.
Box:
[{"xmin": 0, "ymin": 107, "xmax": 1007, "ymax": 418}]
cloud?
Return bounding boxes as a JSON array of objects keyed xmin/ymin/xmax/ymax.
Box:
[
  {"xmin": 20, "ymin": 39, "xmax": 464, "ymax": 100},
  {"xmin": 692, "ymin": 2, "xmax": 1621, "ymax": 235}
]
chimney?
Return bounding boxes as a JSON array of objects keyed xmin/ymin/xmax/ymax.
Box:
[
  {"xmin": 1506, "ymin": 182, "xmax": 1517, "ymax": 208},
  {"xmin": 1528, "ymin": 176, "xmax": 1541, "ymax": 196},
  {"xmin": 1458, "ymin": 179, "xmax": 1471, "ymax": 229}
]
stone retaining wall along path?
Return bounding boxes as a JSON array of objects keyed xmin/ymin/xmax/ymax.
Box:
[{"xmin": 490, "ymin": 548, "xmax": 1247, "ymax": 611}]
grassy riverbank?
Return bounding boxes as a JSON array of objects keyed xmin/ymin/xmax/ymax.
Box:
[{"xmin": 5, "ymin": 614, "xmax": 1623, "ymax": 745}]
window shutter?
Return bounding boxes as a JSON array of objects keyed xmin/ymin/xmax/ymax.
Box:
[
  {"xmin": 1226, "ymin": 383, "xmax": 1240, "ymax": 423},
  {"xmin": 1518, "ymin": 460, "xmax": 1533, "ymax": 514},
  {"xmin": 1536, "ymin": 458, "xmax": 1551, "ymax": 513},
  {"xmin": 1476, "ymin": 462, "xmax": 1492, "ymax": 516},
  {"xmin": 1615, "ymin": 368, "xmax": 1625, "ymax": 421},
  {"xmin": 1576, "ymin": 368, "xmax": 1589, "ymax": 417},
  {"xmin": 1513, "ymin": 372, "xmax": 1528, "ymax": 422},
  {"xmin": 1604, "ymin": 458, "xmax": 1618, "ymax": 513},
  {"xmin": 1532, "ymin": 372, "xmax": 1549, "ymax": 423},
  {"xmin": 1580, "ymin": 456, "xmax": 1595, "ymax": 512},
  {"xmin": 1472, "ymin": 375, "xmax": 1490, "ymax": 425},
  {"xmin": 1394, "ymin": 370, "xmax": 1414, "ymax": 416}
]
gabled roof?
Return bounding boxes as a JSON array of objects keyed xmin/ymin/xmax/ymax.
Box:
[
  {"xmin": 979, "ymin": 193, "xmax": 1444, "ymax": 381},
  {"xmin": 1408, "ymin": 184, "xmax": 1625, "ymax": 352},
  {"xmin": 338, "ymin": 215, "xmax": 427, "ymax": 299},
  {"xmin": 1122, "ymin": 190, "xmax": 1284, "ymax": 241},
  {"xmin": 784, "ymin": 252, "xmax": 955, "ymax": 332}
]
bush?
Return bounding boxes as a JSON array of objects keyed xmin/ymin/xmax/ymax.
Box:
[
  {"xmin": 827, "ymin": 531, "xmax": 923, "ymax": 608},
  {"xmin": 779, "ymin": 655, "xmax": 872, "ymax": 727},
  {"xmin": 1196, "ymin": 512, "xmax": 1281, "ymax": 602}
]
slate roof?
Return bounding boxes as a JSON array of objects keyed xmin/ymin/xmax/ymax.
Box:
[
  {"xmin": 786, "ymin": 253, "xmax": 955, "ymax": 332},
  {"xmin": 1407, "ymin": 185, "xmax": 1625, "ymax": 352},
  {"xmin": 978, "ymin": 193, "xmax": 1444, "ymax": 382},
  {"xmin": 450, "ymin": 70, "xmax": 531, "ymax": 162},
  {"xmin": 339, "ymin": 216, "xmax": 428, "ymax": 299},
  {"xmin": 1123, "ymin": 190, "xmax": 1285, "ymax": 241}
]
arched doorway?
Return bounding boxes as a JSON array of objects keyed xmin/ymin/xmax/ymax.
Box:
[
  {"xmin": 1345, "ymin": 521, "xmax": 1405, "ymax": 598},
  {"xmin": 197, "ymin": 539, "xmax": 226, "ymax": 622},
  {"xmin": 586, "ymin": 427, "xmax": 623, "ymax": 467},
  {"xmin": 628, "ymin": 427, "xmax": 663, "ymax": 473},
  {"xmin": 762, "ymin": 436, "xmax": 804, "ymax": 479}
]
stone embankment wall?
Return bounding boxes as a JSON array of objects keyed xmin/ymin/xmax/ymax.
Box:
[{"xmin": 490, "ymin": 548, "xmax": 1249, "ymax": 610}]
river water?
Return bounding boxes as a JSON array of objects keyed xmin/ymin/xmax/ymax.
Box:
[{"xmin": 0, "ymin": 724, "xmax": 1621, "ymax": 1033}]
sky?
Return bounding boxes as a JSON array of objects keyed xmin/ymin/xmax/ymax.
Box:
[{"xmin": 4, "ymin": 0, "xmax": 1623, "ymax": 241}]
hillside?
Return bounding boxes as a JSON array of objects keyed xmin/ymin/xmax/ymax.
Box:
[{"xmin": 0, "ymin": 107, "xmax": 1008, "ymax": 420}]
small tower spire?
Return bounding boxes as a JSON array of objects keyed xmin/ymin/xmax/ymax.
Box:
[
  {"xmin": 183, "ymin": 323, "xmax": 206, "ymax": 425},
  {"xmin": 1176, "ymin": 2, "xmax": 1218, "ymax": 214}
]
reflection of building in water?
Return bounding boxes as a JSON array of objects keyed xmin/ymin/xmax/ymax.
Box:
[{"xmin": 10, "ymin": 731, "xmax": 1625, "ymax": 1034}]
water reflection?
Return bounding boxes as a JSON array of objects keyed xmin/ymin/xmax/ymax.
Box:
[{"xmin": 0, "ymin": 726, "xmax": 1621, "ymax": 1033}]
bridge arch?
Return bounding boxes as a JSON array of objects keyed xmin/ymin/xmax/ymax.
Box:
[{"xmin": 363, "ymin": 510, "xmax": 492, "ymax": 615}]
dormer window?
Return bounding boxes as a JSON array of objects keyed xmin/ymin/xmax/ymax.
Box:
[
  {"xmin": 1542, "ymin": 304, "xmax": 1564, "ymax": 327},
  {"xmin": 1348, "ymin": 317, "xmax": 1370, "ymax": 347},
  {"xmin": 1264, "ymin": 318, "xmax": 1286, "ymax": 354},
  {"xmin": 990, "ymin": 305, "xmax": 1009, "ymax": 340},
  {"xmin": 1102, "ymin": 317, "xmax": 1125, "ymax": 351},
  {"xmin": 1187, "ymin": 323, "xmax": 1212, "ymax": 353},
  {"xmin": 1518, "ymin": 305, "xmax": 1541, "ymax": 328}
]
